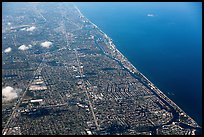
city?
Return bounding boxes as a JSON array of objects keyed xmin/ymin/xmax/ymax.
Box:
[{"xmin": 2, "ymin": 2, "xmax": 201, "ymax": 135}]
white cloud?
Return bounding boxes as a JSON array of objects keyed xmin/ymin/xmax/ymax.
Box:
[
  {"xmin": 18, "ymin": 44, "xmax": 32, "ymax": 51},
  {"xmin": 28, "ymin": 44, "xmax": 32, "ymax": 48},
  {"xmin": 4, "ymin": 47, "xmax": 12, "ymax": 53},
  {"xmin": 20, "ymin": 26, "xmax": 36, "ymax": 31},
  {"xmin": 2, "ymin": 86, "xmax": 18, "ymax": 102},
  {"xmin": 26, "ymin": 26, "xmax": 36, "ymax": 31},
  {"xmin": 20, "ymin": 28, "xmax": 26, "ymax": 31},
  {"xmin": 147, "ymin": 14, "xmax": 155, "ymax": 17},
  {"xmin": 40, "ymin": 41, "xmax": 52, "ymax": 48}
]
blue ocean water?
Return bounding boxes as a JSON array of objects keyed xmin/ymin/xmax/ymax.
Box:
[{"xmin": 76, "ymin": 2, "xmax": 202, "ymax": 126}]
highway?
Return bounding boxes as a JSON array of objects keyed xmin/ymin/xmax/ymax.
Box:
[
  {"xmin": 2, "ymin": 57, "xmax": 45, "ymax": 135},
  {"xmin": 74, "ymin": 49, "xmax": 100, "ymax": 131}
]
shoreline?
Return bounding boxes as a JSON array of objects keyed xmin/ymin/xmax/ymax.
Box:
[{"xmin": 74, "ymin": 5, "xmax": 201, "ymax": 129}]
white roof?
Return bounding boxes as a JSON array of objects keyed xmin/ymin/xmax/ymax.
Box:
[
  {"xmin": 30, "ymin": 99, "xmax": 43, "ymax": 102},
  {"xmin": 87, "ymin": 131, "xmax": 92, "ymax": 135}
]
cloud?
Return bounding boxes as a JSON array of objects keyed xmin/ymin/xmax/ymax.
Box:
[
  {"xmin": 18, "ymin": 44, "xmax": 32, "ymax": 51},
  {"xmin": 28, "ymin": 44, "xmax": 32, "ymax": 48},
  {"xmin": 20, "ymin": 28, "xmax": 26, "ymax": 31},
  {"xmin": 20, "ymin": 26, "xmax": 36, "ymax": 31},
  {"xmin": 147, "ymin": 14, "xmax": 155, "ymax": 17},
  {"xmin": 2, "ymin": 86, "xmax": 18, "ymax": 102},
  {"xmin": 4, "ymin": 47, "xmax": 12, "ymax": 53},
  {"xmin": 26, "ymin": 26, "xmax": 36, "ymax": 31},
  {"xmin": 40, "ymin": 41, "xmax": 52, "ymax": 48},
  {"xmin": 18, "ymin": 45, "xmax": 29, "ymax": 51}
]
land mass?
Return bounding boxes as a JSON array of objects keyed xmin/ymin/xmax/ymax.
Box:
[{"xmin": 2, "ymin": 2, "xmax": 201, "ymax": 135}]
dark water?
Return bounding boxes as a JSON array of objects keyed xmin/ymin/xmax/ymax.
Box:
[{"xmin": 76, "ymin": 2, "xmax": 202, "ymax": 126}]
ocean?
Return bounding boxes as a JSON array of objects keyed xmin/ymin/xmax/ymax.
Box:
[{"xmin": 75, "ymin": 2, "xmax": 202, "ymax": 126}]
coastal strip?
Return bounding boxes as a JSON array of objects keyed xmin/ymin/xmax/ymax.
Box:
[{"xmin": 74, "ymin": 5, "xmax": 200, "ymax": 129}]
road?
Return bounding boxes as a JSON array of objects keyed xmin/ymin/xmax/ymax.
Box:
[
  {"xmin": 74, "ymin": 49, "xmax": 100, "ymax": 131},
  {"xmin": 2, "ymin": 58, "xmax": 45, "ymax": 135}
]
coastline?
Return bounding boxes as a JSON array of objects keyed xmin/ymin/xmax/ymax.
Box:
[{"xmin": 74, "ymin": 5, "xmax": 201, "ymax": 129}]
